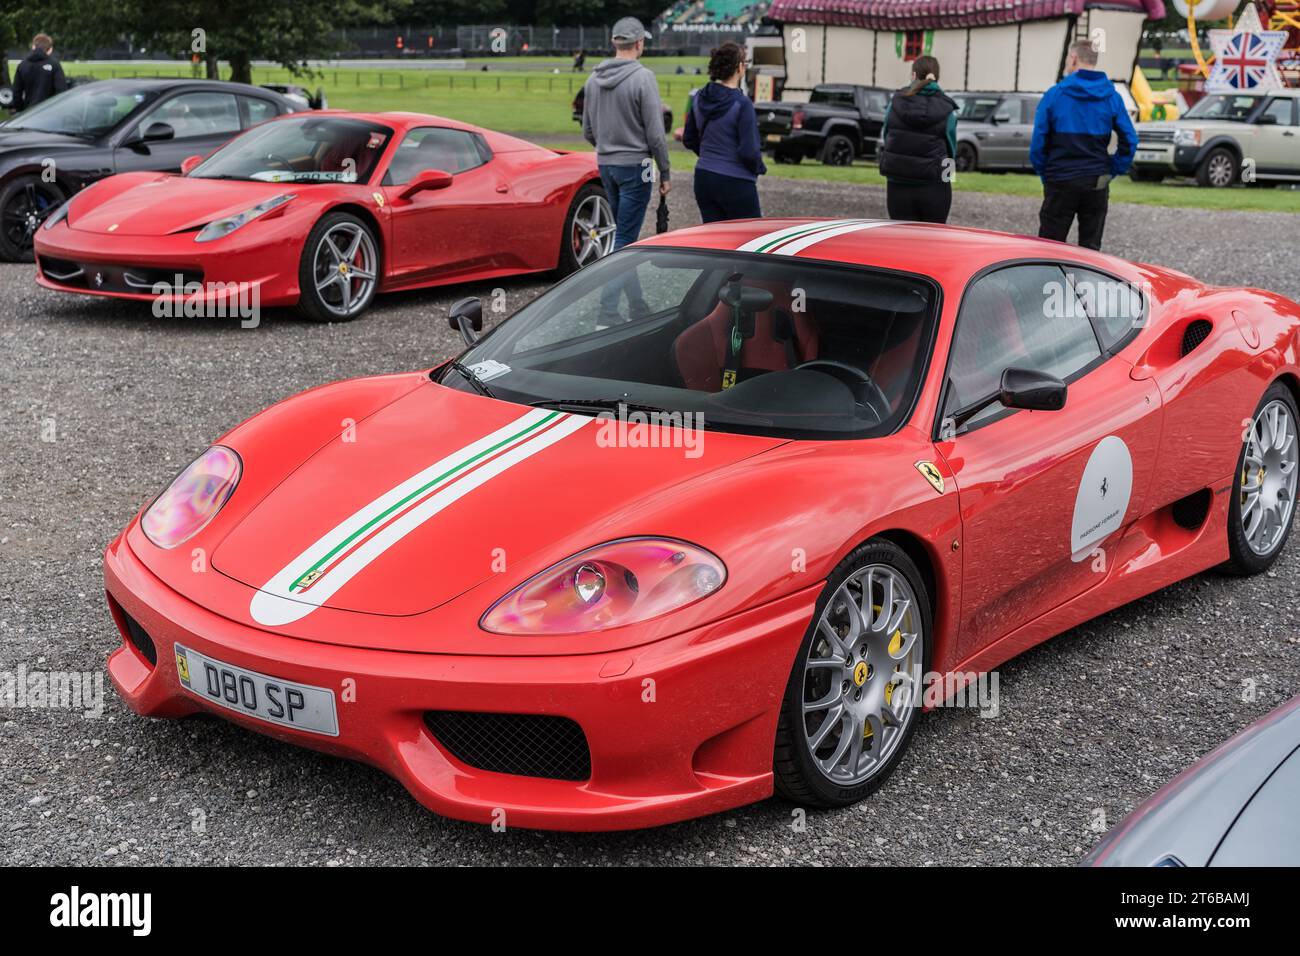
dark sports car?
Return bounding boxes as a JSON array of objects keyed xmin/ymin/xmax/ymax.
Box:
[{"xmin": 1, "ymin": 78, "xmax": 300, "ymax": 261}]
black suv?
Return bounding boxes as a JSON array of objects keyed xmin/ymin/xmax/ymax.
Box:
[{"xmin": 756, "ymin": 84, "xmax": 890, "ymax": 166}]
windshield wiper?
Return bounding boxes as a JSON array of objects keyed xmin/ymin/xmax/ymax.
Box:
[
  {"xmin": 528, "ymin": 397, "xmax": 678, "ymax": 416},
  {"xmin": 447, "ymin": 361, "xmax": 497, "ymax": 398}
]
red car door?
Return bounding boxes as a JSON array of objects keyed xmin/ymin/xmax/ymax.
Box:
[
  {"xmin": 381, "ymin": 126, "xmax": 515, "ymax": 284},
  {"xmin": 934, "ymin": 263, "xmax": 1164, "ymax": 663}
]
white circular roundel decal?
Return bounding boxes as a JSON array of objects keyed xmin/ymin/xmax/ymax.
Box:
[{"xmin": 1071, "ymin": 435, "xmax": 1133, "ymax": 563}]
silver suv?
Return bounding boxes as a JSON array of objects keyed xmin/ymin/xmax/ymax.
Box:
[{"xmin": 1131, "ymin": 89, "xmax": 1300, "ymax": 187}]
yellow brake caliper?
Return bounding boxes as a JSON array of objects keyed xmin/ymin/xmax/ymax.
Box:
[{"xmin": 864, "ymin": 605, "xmax": 905, "ymax": 742}]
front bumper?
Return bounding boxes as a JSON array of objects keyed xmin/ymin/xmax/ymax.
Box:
[
  {"xmin": 33, "ymin": 219, "xmax": 304, "ymax": 309},
  {"xmin": 1131, "ymin": 142, "xmax": 1203, "ymax": 175},
  {"xmin": 104, "ymin": 533, "xmax": 816, "ymax": 831}
]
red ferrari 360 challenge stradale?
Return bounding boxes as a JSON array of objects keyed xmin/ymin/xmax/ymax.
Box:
[
  {"xmin": 103, "ymin": 217, "xmax": 1300, "ymax": 830},
  {"xmin": 34, "ymin": 111, "xmax": 614, "ymax": 321}
]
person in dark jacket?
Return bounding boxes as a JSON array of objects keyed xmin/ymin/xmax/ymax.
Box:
[
  {"xmin": 12, "ymin": 34, "xmax": 68, "ymax": 112},
  {"xmin": 877, "ymin": 56, "xmax": 958, "ymax": 224},
  {"xmin": 1030, "ymin": 40, "xmax": 1137, "ymax": 251},
  {"xmin": 682, "ymin": 42, "xmax": 766, "ymax": 223}
]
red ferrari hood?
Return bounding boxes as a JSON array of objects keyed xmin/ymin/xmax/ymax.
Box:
[
  {"xmin": 212, "ymin": 383, "xmax": 782, "ymax": 625},
  {"xmin": 71, "ymin": 175, "xmax": 295, "ymax": 237}
]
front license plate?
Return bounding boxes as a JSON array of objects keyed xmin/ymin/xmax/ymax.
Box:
[
  {"xmin": 766, "ymin": 133, "xmax": 782, "ymax": 142},
  {"xmin": 1135, "ymin": 150, "xmax": 1165, "ymax": 162},
  {"xmin": 174, "ymin": 645, "xmax": 338, "ymax": 736}
]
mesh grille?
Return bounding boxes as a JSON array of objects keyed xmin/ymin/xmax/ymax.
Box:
[
  {"xmin": 424, "ymin": 711, "xmax": 591, "ymax": 781},
  {"xmin": 1181, "ymin": 319, "xmax": 1212, "ymax": 357},
  {"xmin": 122, "ymin": 612, "xmax": 158, "ymax": 666}
]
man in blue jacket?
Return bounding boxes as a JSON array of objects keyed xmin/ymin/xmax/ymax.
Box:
[{"xmin": 1030, "ymin": 41, "xmax": 1137, "ymax": 251}]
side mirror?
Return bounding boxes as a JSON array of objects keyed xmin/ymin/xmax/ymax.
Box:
[
  {"xmin": 991, "ymin": 113, "xmax": 1010, "ymax": 125},
  {"xmin": 181, "ymin": 155, "xmax": 203, "ymax": 175},
  {"xmin": 999, "ymin": 367, "xmax": 1067, "ymax": 412},
  {"xmin": 400, "ymin": 168, "xmax": 454, "ymax": 200},
  {"xmin": 448, "ymin": 296, "xmax": 483, "ymax": 346},
  {"xmin": 142, "ymin": 121, "xmax": 175, "ymax": 142}
]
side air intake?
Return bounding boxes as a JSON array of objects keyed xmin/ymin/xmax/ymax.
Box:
[{"xmin": 1181, "ymin": 319, "xmax": 1212, "ymax": 357}]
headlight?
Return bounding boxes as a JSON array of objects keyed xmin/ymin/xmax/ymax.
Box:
[
  {"xmin": 194, "ymin": 193, "xmax": 294, "ymax": 243},
  {"xmin": 141, "ymin": 446, "xmax": 242, "ymax": 549},
  {"xmin": 480, "ymin": 537, "xmax": 726, "ymax": 635},
  {"xmin": 42, "ymin": 200, "xmax": 70, "ymax": 230},
  {"xmin": 1172, "ymin": 128, "xmax": 1201, "ymax": 147}
]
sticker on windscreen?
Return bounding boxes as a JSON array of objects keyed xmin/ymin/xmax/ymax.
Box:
[
  {"xmin": 468, "ymin": 360, "xmax": 511, "ymax": 382},
  {"xmin": 1071, "ymin": 435, "xmax": 1133, "ymax": 562}
]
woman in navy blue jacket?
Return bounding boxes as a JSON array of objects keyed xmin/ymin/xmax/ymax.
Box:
[{"xmin": 682, "ymin": 43, "xmax": 767, "ymax": 223}]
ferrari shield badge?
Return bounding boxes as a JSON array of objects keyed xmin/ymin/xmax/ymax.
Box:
[
  {"xmin": 372, "ymin": 192, "xmax": 385, "ymax": 208},
  {"xmin": 915, "ymin": 460, "xmax": 944, "ymax": 495}
]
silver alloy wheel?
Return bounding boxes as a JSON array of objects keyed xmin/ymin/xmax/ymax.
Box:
[
  {"xmin": 1207, "ymin": 153, "xmax": 1235, "ymax": 187},
  {"xmin": 1241, "ymin": 398, "xmax": 1299, "ymax": 556},
  {"xmin": 801, "ymin": 564, "xmax": 924, "ymax": 785},
  {"xmin": 313, "ymin": 221, "xmax": 377, "ymax": 318},
  {"xmin": 571, "ymin": 194, "xmax": 615, "ymax": 266}
]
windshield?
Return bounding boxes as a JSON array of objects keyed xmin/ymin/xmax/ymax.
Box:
[
  {"xmin": 1183, "ymin": 94, "xmax": 1260, "ymax": 122},
  {"xmin": 190, "ymin": 116, "xmax": 393, "ymax": 184},
  {"xmin": 442, "ymin": 248, "xmax": 938, "ymax": 439},
  {"xmin": 1, "ymin": 83, "xmax": 156, "ymax": 136},
  {"xmin": 953, "ymin": 95, "xmax": 1002, "ymax": 122},
  {"xmin": 809, "ymin": 88, "xmax": 856, "ymax": 108}
]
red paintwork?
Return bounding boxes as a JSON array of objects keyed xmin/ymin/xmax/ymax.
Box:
[
  {"xmin": 33, "ymin": 112, "xmax": 599, "ymax": 308},
  {"xmin": 103, "ymin": 218, "xmax": 1300, "ymax": 830}
]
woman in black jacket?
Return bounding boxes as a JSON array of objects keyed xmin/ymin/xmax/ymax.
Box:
[
  {"xmin": 877, "ymin": 56, "xmax": 959, "ymax": 224},
  {"xmin": 682, "ymin": 42, "xmax": 767, "ymax": 222}
]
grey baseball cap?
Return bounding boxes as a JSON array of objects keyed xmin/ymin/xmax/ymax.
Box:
[{"xmin": 611, "ymin": 17, "xmax": 647, "ymax": 42}]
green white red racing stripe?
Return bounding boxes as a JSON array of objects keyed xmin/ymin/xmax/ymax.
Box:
[
  {"xmin": 249, "ymin": 408, "xmax": 588, "ymax": 627},
  {"xmin": 737, "ymin": 219, "xmax": 892, "ymax": 256}
]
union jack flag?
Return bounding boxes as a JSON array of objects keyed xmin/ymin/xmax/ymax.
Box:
[{"xmin": 1211, "ymin": 31, "xmax": 1284, "ymax": 90}]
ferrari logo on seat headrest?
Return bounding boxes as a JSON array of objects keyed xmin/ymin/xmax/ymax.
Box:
[{"xmin": 915, "ymin": 460, "xmax": 945, "ymax": 495}]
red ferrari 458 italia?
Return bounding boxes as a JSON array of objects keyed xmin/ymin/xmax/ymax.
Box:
[
  {"xmin": 103, "ymin": 218, "xmax": 1300, "ymax": 830},
  {"xmin": 34, "ymin": 111, "xmax": 614, "ymax": 321}
]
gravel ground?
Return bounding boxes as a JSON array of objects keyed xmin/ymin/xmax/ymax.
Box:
[{"xmin": 2, "ymin": 177, "xmax": 1298, "ymax": 866}]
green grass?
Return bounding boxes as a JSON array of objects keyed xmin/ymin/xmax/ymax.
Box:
[{"xmin": 67, "ymin": 61, "xmax": 706, "ymax": 136}]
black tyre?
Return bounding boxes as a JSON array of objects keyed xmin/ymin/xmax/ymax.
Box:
[
  {"xmin": 820, "ymin": 133, "xmax": 855, "ymax": 167},
  {"xmin": 773, "ymin": 538, "xmax": 931, "ymax": 808},
  {"xmin": 1128, "ymin": 167, "xmax": 1166, "ymax": 183},
  {"xmin": 295, "ymin": 212, "xmax": 380, "ymax": 322},
  {"xmin": 1223, "ymin": 383, "xmax": 1300, "ymax": 575},
  {"xmin": 1196, "ymin": 147, "xmax": 1238, "ymax": 188},
  {"xmin": 556, "ymin": 182, "xmax": 614, "ymax": 277},
  {"xmin": 956, "ymin": 142, "xmax": 978, "ymax": 173},
  {"xmin": 0, "ymin": 174, "xmax": 65, "ymax": 263}
]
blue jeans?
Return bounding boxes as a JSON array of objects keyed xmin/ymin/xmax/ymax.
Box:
[
  {"xmin": 598, "ymin": 163, "xmax": 652, "ymax": 321},
  {"xmin": 599, "ymin": 163, "xmax": 653, "ymax": 250}
]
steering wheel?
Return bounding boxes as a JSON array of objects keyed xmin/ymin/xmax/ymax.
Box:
[
  {"xmin": 263, "ymin": 152, "xmax": 295, "ymax": 171},
  {"xmin": 795, "ymin": 360, "xmax": 892, "ymax": 423}
]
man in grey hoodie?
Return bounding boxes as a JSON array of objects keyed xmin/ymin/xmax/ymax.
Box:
[{"xmin": 581, "ymin": 18, "xmax": 671, "ymax": 252}]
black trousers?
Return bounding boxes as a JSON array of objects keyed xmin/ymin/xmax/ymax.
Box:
[
  {"xmin": 1039, "ymin": 178, "xmax": 1110, "ymax": 251},
  {"xmin": 694, "ymin": 167, "xmax": 762, "ymax": 223},
  {"xmin": 885, "ymin": 180, "xmax": 953, "ymax": 224}
]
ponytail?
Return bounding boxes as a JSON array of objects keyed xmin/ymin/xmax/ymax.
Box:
[{"xmin": 903, "ymin": 56, "xmax": 941, "ymax": 96}]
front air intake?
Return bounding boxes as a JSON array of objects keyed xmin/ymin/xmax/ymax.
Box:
[
  {"xmin": 424, "ymin": 711, "xmax": 592, "ymax": 781},
  {"xmin": 1181, "ymin": 319, "xmax": 1212, "ymax": 357}
]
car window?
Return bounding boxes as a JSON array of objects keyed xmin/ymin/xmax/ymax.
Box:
[
  {"xmin": 145, "ymin": 92, "xmax": 240, "ymax": 139},
  {"xmin": 955, "ymin": 96, "xmax": 1002, "ymax": 122},
  {"xmin": 994, "ymin": 100, "xmax": 1015, "ymax": 123},
  {"xmin": 240, "ymin": 96, "xmax": 279, "ymax": 128},
  {"xmin": 189, "ymin": 115, "xmax": 393, "ymax": 184},
  {"xmin": 2, "ymin": 84, "xmax": 157, "ymax": 136},
  {"xmin": 1183, "ymin": 94, "xmax": 1260, "ymax": 121},
  {"xmin": 448, "ymin": 248, "xmax": 938, "ymax": 440},
  {"xmin": 946, "ymin": 264, "xmax": 1102, "ymax": 427},
  {"xmin": 385, "ymin": 127, "xmax": 485, "ymax": 184},
  {"xmin": 810, "ymin": 88, "xmax": 855, "ymax": 108},
  {"xmin": 1261, "ymin": 98, "xmax": 1297, "ymax": 126},
  {"xmin": 1065, "ymin": 267, "xmax": 1145, "ymax": 352},
  {"xmin": 1020, "ymin": 97, "xmax": 1042, "ymax": 124}
]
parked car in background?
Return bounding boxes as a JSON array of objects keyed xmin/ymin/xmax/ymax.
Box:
[
  {"xmin": 1087, "ymin": 694, "xmax": 1300, "ymax": 866},
  {"xmin": 0, "ymin": 78, "xmax": 300, "ymax": 261},
  {"xmin": 259, "ymin": 84, "xmax": 328, "ymax": 112},
  {"xmin": 570, "ymin": 87, "xmax": 672, "ymax": 135},
  {"xmin": 952, "ymin": 92, "xmax": 1042, "ymax": 173},
  {"xmin": 1130, "ymin": 89, "xmax": 1300, "ymax": 187},
  {"xmin": 756, "ymin": 83, "xmax": 889, "ymax": 166}
]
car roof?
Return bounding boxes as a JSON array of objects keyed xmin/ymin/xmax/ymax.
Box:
[
  {"xmin": 634, "ymin": 218, "xmax": 1139, "ymax": 288},
  {"xmin": 76, "ymin": 77, "xmax": 285, "ymax": 97},
  {"xmin": 277, "ymin": 109, "xmax": 483, "ymax": 134}
]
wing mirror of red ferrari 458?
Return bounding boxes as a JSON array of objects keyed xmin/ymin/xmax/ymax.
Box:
[
  {"xmin": 999, "ymin": 366, "xmax": 1068, "ymax": 412},
  {"xmin": 400, "ymin": 168, "xmax": 454, "ymax": 200},
  {"xmin": 448, "ymin": 296, "xmax": 483, "ymax": 346}
]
